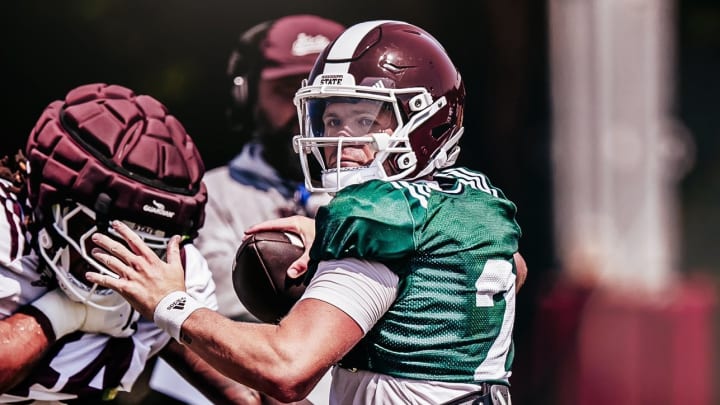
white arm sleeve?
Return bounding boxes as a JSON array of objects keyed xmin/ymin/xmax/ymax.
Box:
[
  {"xmin": 182, "ymin": 244, "xmax": 219, "ymax": 311},
  {"xmin": 299, "ymin": 258, "xmax": 399, "ymax": 334}
]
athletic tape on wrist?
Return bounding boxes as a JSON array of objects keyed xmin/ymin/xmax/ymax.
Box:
[
  {"xmin": 30, "ymin": 289, "xmax": 85, "ymax": 340},
  {"xmin": 154, "ymin": 291, "xmax": 205, "ymax": 342}
]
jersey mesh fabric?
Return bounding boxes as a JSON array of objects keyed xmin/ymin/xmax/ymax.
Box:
[{"xmin": 310, "ymin": 167, "xmax": 521, "ymax": 383}]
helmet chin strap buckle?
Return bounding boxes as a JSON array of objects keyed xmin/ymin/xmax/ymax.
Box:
[
  {"xmin": 397, "ymin": 152, "xmax": 416, "ymax": 170},
  {"xmin": 434, "ymin": 149, "xmax": 448, "ymax": 168},
  {"xmin": 433, "ymin": 127, "xmax": 465, "ymax": 170},
  {"xmin": 409, "ymin": 93, "xmax": 433, "ymax": 112}
]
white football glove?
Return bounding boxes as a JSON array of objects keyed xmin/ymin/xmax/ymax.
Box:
[{"xmin": 31, "ymin": 289, "xmax": 140, "ymax": 339}]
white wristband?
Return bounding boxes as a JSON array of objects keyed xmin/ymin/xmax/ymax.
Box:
[{"xmin": 154, "ymin": 291, "xmax": 205, "ymax": 342}]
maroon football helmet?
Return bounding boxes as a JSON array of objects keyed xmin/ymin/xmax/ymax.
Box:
[
  {"xmin": 25, "ymin": 83, "xmax": 207, "ymax": 310},
  {"xmin": 293, "ymin": 20, "xmax": 466, "ymax": 192}
]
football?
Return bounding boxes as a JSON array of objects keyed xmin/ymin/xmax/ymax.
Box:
[{"xmin": 232, "ymin": 230, "xmax": 307, "ymax": 323}]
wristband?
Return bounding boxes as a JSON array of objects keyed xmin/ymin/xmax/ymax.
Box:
[
  {"xmin": 154, "ymin": 291, "xmax": 205, "ymax": 342},
  {"xmin": 30, "ymin": 289, "xmax": 85, "ymax": 340}
]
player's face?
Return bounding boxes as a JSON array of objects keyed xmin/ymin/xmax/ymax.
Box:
[
  {"xmin": 257, "ymin": 74, "xmax": 306, "ymax": 133},
  {"xmin": 320, "ymin": 100, "xmax": 396, "ymax": 168},
  {"xmin": 257, "ymin": 75, "xmax": 308, "ymax": 182}
]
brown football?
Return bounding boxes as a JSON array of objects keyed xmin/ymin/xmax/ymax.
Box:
[{"xmin": 232, "ymin": 230, "xmax": 306, "ymax": 323}]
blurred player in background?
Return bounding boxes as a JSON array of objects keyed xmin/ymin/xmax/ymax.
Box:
[{"xmin": 197, "ymin": 14, "xmax": 345, "ymax": 322}]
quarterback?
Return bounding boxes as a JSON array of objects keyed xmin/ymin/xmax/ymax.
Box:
[{"xmin": 89, "ymin": 21, "xmax": 526, "ymax": 405}]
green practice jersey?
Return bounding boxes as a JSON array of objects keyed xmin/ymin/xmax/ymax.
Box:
[{"xmin": 309, "ymin": 167, "xmax": 522, "ymax": 384}]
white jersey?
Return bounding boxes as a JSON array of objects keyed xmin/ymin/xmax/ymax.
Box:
[{"xmin": 0, "ymin": 179, "xmax": 218, "ymax": 403}]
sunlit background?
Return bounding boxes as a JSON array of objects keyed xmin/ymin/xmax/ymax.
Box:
[{"xmin": 2, "ymin": 1, "xmax": 718, "ymax": 404}]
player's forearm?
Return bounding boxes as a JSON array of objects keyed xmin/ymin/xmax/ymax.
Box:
[
  {"xmin": 159, "ymin": 339, "xmax": 262, "ymax": 404},
  {"xmin": 178, "ymin": 309, "xmax": 321, "ymax": 403},
  {"xmin": 0, "ymin": 311, "xmax": 52, "ymax": 392}
]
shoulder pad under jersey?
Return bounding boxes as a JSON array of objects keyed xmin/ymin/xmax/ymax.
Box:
[{"xmin": 311, "ymin": 180, "xmax": 421, "ymax": 262}]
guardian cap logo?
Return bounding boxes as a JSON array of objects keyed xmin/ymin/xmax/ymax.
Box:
[{"xmin": 143, "ymin": 200, "xmax": 176, "ymax": 218}]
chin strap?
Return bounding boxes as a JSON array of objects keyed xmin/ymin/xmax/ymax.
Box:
[
  {"xmin": 413, "ymin": 126, "xmax": 465, "ymax": 180},
  {"xmin": 436, "ymin": 126, "xmax": 464, "ymax": 168}
]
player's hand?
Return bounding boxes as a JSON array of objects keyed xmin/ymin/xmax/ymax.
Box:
[
  {"xmin": 81, "ymin": 299, "xmax": 139, "ymax": 337},
  {"xmin": 86, "ymin": 220, "xmax": 187, "ymax": 321},
  {"xmin": 244, "ymin": 215, "xmax": 315, "ymax": 279}
]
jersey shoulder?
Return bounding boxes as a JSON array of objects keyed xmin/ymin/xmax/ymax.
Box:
[
  {"xmin": 435, "ymin": 167, "xmax": 507, "ymax": 199},
  {"xmin": 436, "ymin": 167, "xmax": 518, "ymax": 217},
  {"xmin": 313, "ymin": 180, "xmax": 420, "ymax": 262}
]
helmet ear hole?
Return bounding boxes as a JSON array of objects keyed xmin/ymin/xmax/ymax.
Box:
[
  {"xmin": 226, "ymin": 20, "xmax": 275, "ymax": 135},
  {"xmin": 230, "ymin": 76, "xmax": 249, "ymax": 111}
]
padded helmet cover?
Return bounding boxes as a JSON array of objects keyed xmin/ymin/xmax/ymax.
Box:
[{"xmin": 26, "ymin": 83, "xmax": 207, "ymax": 238}]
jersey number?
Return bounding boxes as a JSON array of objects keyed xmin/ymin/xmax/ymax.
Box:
[{"xmin": 473, "ymin": 259, "xmax": 515, "ymax": 380}]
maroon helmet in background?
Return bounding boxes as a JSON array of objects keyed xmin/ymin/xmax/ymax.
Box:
[
  {"xmin": 25, "ymin": 83, "xmax": 207, "ymax": 310},
  {"xmin": 293, "ymin": 20, "xmax": 466, "ymax": 192},
  {"xmin": 226, "ymin": 14, "xmax": 345, "ymax": 138}
]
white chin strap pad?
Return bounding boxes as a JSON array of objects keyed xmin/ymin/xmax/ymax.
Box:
[{"xmin": 321, "ymin": 166, "xmax": 382, "ymax": 191}]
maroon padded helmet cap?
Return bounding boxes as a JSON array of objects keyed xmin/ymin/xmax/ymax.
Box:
[
  {"xmin": 260, "ymin": 14, "xmax": 344, "ymax": 80},
  {"xmin": 25, "ymin": 83, "xmax": 208, "ymax": 237}
]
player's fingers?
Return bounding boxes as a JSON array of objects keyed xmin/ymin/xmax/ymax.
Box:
[
  {"xmin": 85, "ymin": 269, "xmax": 123, "ymax": 291},
  {"xmin": 110, "ymin": 220, "xmax": 157, "ymax": 259},
  {"xmin": 244, "ymin": 215, "xmax": 313, "ymax": 237},
  {"xmin": 165, "ymin": 235, "xmax": 183, "ymax": 267},
  {"xmin": 245, "ymin": 216, "xmax": 316, "ymax": 254},
  {"xmin": 91, "ymin": 247, "xmax": 133, "ymax": 279},
  {"xmin": 287, "ymin": 252, "xmax": 310, "ymax": 279},
  {"xmin": 244, "ymin": 217, "xmax": 294, "ymax": 236},
  {"xmin": 91, "ymin": 232, "xmax": 133, "ymax": 265}
]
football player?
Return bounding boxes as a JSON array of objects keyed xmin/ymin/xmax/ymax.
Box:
[
  {"xmin": 89, "ymin": 21, "xmax": 526, "ymax": 405},
  {"xmin": 0, "ymin": 83, "xmax": 260, "ymax": 403}
]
